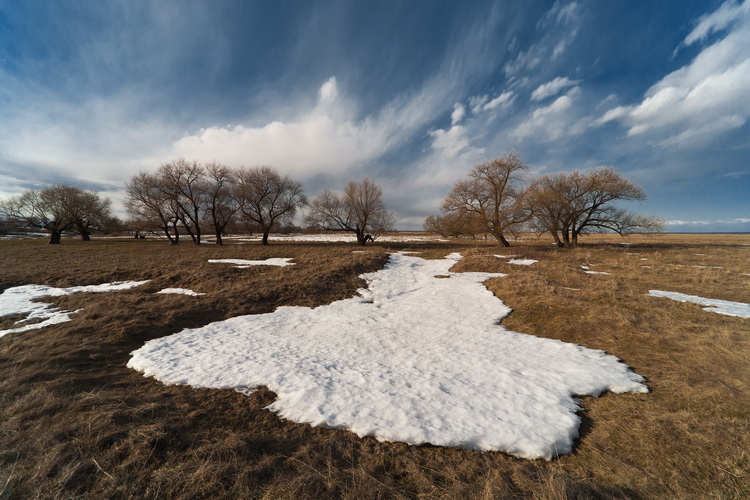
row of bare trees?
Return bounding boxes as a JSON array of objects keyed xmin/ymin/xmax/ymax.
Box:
[
  {"xmin": 0, "ymin": 185, "xmax": 114, "ymax": 244},
  {"xmin": 124, "ymin": 159, "xmax": 395, "ymax": 246},
  {"xmin": 125, "ymin": 160, "xmax": 306, "ymax": 245},
  {"xmin": 425, "ymin": 152, "xmax": 662, "ymax": 248}
]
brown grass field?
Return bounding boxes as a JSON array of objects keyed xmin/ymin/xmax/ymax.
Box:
[{"xmin": 0, "ymin": 232, "xmax": 748, "ymax": 499}]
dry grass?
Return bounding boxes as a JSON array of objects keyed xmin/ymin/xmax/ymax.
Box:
[{"xmin": 0, "ymin": 234, "xmax": 749, "ymax": 499}]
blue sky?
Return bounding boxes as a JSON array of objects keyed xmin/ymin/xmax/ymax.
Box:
[{"xmin": 1, "ymin": 0, "xmax": 748, "ymax": 232}]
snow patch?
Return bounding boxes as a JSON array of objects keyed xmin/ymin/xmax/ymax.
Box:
[
  {"xmin": 208, "ymin": 258, "xmax": 295, "ymax": 267},
  {"xmin": 157, "ymin": 288, "xmax": 206, "ymax": 296},
  {"xmin": 129, "ymin": 253, "xmax": 646, "ymax": 460},
  {"xmin": 0, "ymin": 281, "xmax": 150, "ymax": 337},
  {"xmin": 649, "ymin": 290, "xmax": 750, "ymax": 318},
  {"xmin": 508, "ymin": 259, "xmax": 538, "ymax": 266}
]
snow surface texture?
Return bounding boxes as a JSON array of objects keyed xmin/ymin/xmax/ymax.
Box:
[
  {"xmin": 129, "ymin": 253, "xmax": 647, "ymax": 460},
  {"xmin": 208, "ymin": 258, "xmax": 295, "ymax": 268},
  {"xmin": 0, "ymin": 281, "xmax": 150, "ymax": 337},
  {"xmin": 649, "ymin": 290, "xmax": 750, "ymax": 318},
  {"xmin": 157, "ymin": 288, "xmax": 206, "ymax": 296}
]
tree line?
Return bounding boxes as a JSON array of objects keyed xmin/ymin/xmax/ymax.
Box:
[
  {"xmin": 1, "ymin": 154, "xmax": 660, "ymax": 247},
  {"xmin": 0, "ymin": 159, "xmax": 395, "ymax": 246}
]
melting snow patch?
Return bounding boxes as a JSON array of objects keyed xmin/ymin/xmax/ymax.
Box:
[
  {"xmin": 508, "ymin": 259, "xmax": 538, "ymax": 266},
  {"xmin": 129, "ymin": 253, "xmax": 647, "ymax": 460},
  {"xmin": 208, "ymin": 258, "xmax": 294, "ymax": 267},
  {"xmin": 649, "ymin": 290, "xmax": 750, "ymax": 318},
  {"xmin": 157, "ymin": 288, "xmax": 205, "ymax": 296},
  {"xmin": 582, "ymin": 266, "xmax": 610, "ymax": 275},
  {"xmin": 0, "ymin": 281, "xmax": 150, "ymax": 337}
]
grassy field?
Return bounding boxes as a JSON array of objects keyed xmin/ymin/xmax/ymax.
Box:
[{"xmin": 0, "ymin": 233, "xmax": 748, "ymax": 499}]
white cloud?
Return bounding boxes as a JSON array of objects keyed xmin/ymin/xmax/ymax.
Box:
[
  {"xmin": 506, "ymin": 2, "xmax": 581, "ymax": 78},
  {"xmin": 598, "ymin": 1, "xmax": 750, "ymax": 148},
  {"xmin": 168, "ymin": 76, "xmax": 440, "ymax": 180},
  {"xmin": 451, "ymin": 103, "xmax": 466, "ymax": 125},
  {"xmin": 469, "ymin": 91, "xmax": 516, "ymax": 114},
  {"xmin": 684, "ymin": 0, "xmax": 750, "ymax": 46},
  {"xmin": 530, "ymin": 76, "xmax": 580, "ymax": 101},
  {"xmin": 512, "ymin": 87, "xmax": 581, "ymax": 140}
]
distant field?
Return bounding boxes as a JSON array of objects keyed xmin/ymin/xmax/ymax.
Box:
[{"xmin": 1, "ymin": 233, "xmax": 748, "ymax": 498}]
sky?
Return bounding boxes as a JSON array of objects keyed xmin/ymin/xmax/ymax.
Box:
[{"xmin": 1, "ymin": 0, "xmax": 748, "ymax": 232}]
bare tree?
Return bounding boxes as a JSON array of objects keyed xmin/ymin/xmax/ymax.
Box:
[
  {"xmin": 235, "ymin": 166, "xmax": 306, "ymax": 246},
  {"xmin": 440, "ymin": 152, "xmax": 529, "ymax": 247},
  {"xmin": 125, "ymin": 172, "xmax": 182, "ymax": 244},
  {"xmin": 305, "ymin": 178, "xmax": 395, "ymax": 246},
  {"xmin": 67, "ymin": 190, "xmax": 113, "ymax": 241},
  {"xmin": 527, "ymin": 167, "xmax": 663, "ymax": 247},
  {"xmin": 156, "ymin": 159, "xmax": 207, "ymax": 245},
  {"xmin": 0, "ymin": 185, "xmax": 112, "ymax": 244},
  {"xmin": 204, "ymin": 162, "xmax": 240, "ymax": 245}
]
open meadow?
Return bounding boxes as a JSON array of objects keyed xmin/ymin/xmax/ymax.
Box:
[{"xmin": 1, "ymin": 233, "xmax": 749, "ymax": 499}]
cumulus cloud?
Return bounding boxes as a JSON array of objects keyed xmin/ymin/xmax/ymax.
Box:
[
  {"xmin": 168, "ymin": 77, "xmax": 432, "ymax": 180},
  {"xmin": 597, "ymin": 0, "xmax": 750, "ymax": 148},
  {"xmin": 530, "ymin": 76, "xmax": 580, "ymax": 101}
]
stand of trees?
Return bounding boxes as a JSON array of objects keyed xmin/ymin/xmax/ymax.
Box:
[
  {"xmin": 0, "ymin": 185, "xmax": 114, "ymax": 244},
  {"xmin": 426, "ymin": 154, "xmax": 662, "ymax": 247},
  {"xmin": 125, "ymin": 160, "xmax": 306, "ymax": 246}
]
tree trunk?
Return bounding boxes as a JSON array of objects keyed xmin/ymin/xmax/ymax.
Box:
[
  {"xmin": 496, "ymin": 233, "xmax": 510, "ymax": 247},
  {"xmin": 171, "ymin": 222, "xmax": 180, "ymax": 245},
  {"xmin": 215, "ymin": 228, "xmax": 223, "ymax": 245},
  {"xmin": 261, "ymin": 231, "xmax": 270, "ymax": 246},
  {"xmin": 48, "ymin": 231, "xmax": 62, "ymax": 244},
  {"xmin": 550, "ymin": 231, "xmax": 564, "ymax": 248},
  {"xmin": 562, "ymin": 230, "xmax": 571, "ymax": 248},
  {"xmin": 80, "ymin": 231, "xmax": 91, "ymax": 241}
]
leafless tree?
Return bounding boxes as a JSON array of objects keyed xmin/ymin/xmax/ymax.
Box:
[
  {"xmin": 305, "ymin": 178, "xmax": 395, "ymax": 246},
  {"xmin": 235, "ymin": 166, "xmax": 306, "ymax": 246},
  {"xmin": 125, "ymin": 172, "xmax": 182, "ymax": 244},
  {"xmin": 440, "ymin": 152, "xmax": 530, "ymax": 247},
  {"xmin": 156, "ymin": 159, "xmax": 207, "ymax": 245},
  {"xmin": 204, "ymin": 162, "xmax": 240, "ymax": 245},
  {"xmin": 0, "ymin": 185, "xmax": 112, "ymax": 244},
  {"xmin": 67, "ymin": 190, "xmax": 114, "ymax": 241},
  {"xmin": 527, "ymin": 167, "xmax": 663, "ymax": 247}
]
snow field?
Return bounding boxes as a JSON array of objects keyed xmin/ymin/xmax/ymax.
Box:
[{"xmin": 128, "ymin": 252, "xmax": 647, "ymax": 460}]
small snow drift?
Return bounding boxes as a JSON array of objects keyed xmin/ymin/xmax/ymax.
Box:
[
  {"xmin": 157, "ymin": 288, "xmax": 206, "ymax": 296},
  {"xmin": 649, "ymin": 290, "xmax": 750, "ymax": 318},
  {"xmin": 208, "ymin": 258, "xmax": 294, "ymax": 268},
  {"xmin": 129, "ymin": 253, "xmax": 646, "ymax": 460},
  {"xmin": 0, "ymin": 281, "xmax": 150, "ymax": 337},
  {"xmin": 508, "ymin": 258, "xmax": 538, "ymax": 266}
]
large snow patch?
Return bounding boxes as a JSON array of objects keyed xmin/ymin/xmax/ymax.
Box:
[{"xmin": 128, "ymin": 253, "xmax": 646, "ymax": 459}]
